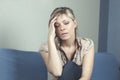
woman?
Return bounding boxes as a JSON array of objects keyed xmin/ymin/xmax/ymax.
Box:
[{"xmin": 39, "ymin": 7, "xmax": 94, "ymax": 80}]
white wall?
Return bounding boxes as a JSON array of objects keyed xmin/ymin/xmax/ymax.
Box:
[{"xmin": 0, "ymin": 0, "xmax": 100, "ymax": 51}]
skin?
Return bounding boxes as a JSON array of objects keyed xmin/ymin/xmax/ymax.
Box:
[{"xmin": 40, "ymin": 14, "xmax": 94, "ymax": 80}]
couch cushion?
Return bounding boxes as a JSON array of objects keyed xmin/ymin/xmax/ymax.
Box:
[{"xmin": 0, "ymin": 48, "xmax": 47, "ymax": 80}]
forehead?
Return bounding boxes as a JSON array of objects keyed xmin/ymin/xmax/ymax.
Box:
[{"xmin": 56, "ymin": 14, "xmax": 72, "ymax": 22}]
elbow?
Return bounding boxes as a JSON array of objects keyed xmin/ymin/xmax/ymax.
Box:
[
  {"xmin": 80, "ymin": 76, "xmax": 91, "ymax": 80},
  {"xmin": 49, "ymin": 68, "xmax": 62, "ymax": 77},
  {"xmin": 52, "ymin": 70, "xmax": 62, "ymax": 77}
]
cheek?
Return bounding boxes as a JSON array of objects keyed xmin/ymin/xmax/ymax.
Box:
[
  {"xmin": 69, "ymin": 25, "xmax": 75, "ymax": 30},
  {"xmin": 69, "ymin": 25, "xmax": 76, "ymax": 33},
  {"xmin": 55, "ymin": 28, "xmax": 60, "ymax": 35}
]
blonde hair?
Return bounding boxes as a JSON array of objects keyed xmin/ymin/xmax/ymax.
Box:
[{"xmin": 49, "ymin": 7, "xmax": 76, "ymax": 25}]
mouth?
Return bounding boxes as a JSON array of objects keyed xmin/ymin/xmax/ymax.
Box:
[{"xmin": 61, "ymin": 33, "xmax": 68, "ymax": 36}]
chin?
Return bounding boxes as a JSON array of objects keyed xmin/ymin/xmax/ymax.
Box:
[{"xmin": 60, "ymin": 36, "xmax": 70, "ymax": 40}]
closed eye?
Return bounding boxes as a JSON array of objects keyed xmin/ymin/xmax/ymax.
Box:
[
  {"xmin": 63, "ymin": 21, "xmax": 69, "ymax": 25},
  {"xmin": 54, "ymin": 22, "xmax": 60, "ymax": 28}
]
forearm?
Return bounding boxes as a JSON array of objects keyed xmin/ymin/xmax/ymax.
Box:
[
  {"xmin": 79, "ymin": 77, "xmax": 90, "ymax": 80},
  {"xmin": 47, "ymin": 38, "xmax": 62, "ymax": 76}
]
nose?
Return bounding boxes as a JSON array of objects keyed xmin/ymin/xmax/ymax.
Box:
[{"xmin": 60, "ymin": 25, "xmax": 65, "ymax": 31}]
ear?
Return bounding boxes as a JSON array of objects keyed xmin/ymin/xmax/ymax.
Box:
[{"xmin": 73, "ymin": 19, "xmax": 78, "ymax": 28}]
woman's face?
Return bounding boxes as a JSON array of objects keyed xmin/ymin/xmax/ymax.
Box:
[{"xmin": 54, "ymin": 14, "xmax": 77, "ymax": 40}]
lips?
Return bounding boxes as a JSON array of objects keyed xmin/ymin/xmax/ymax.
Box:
[{"xmin": 61, "ymin": 33, "xmax": 68, "ymax": 36}]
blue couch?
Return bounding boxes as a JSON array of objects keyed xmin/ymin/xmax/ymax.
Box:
[
  {"xmin": 0, "ymin": 48, "xmax": 47, "ymax": 80},
  {"xmin": 91, "ymin": 52, "xmax": 120, "ymax": 80},
  {"xmin": 0, "ymin": 48, "xmax": 120, "ymax": 80}
]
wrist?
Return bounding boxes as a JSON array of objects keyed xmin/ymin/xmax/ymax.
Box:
[
  {"xmin": 48, "ymin": 36, "xmax": 55, "ymax": 41},
  {"xmin": 48, "ymin": 37, "xmax": 55, "ymax": 45}
]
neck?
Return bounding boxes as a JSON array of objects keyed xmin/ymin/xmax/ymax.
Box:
[{"xmin": 61, "ymin": 36, "xmax": 76, "ymax": 48}]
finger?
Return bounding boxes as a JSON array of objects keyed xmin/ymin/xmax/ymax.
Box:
[
  {"xmin": 51, "ymin": 16, "xmax": 57, "ymax": 23},
  {"xmin": 50, "ymin": 17, "xmax": 58, "ymax": 26},
  {"xmin": 50, "ymin": 17, "xmax": 57, "ymax": 29}
]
